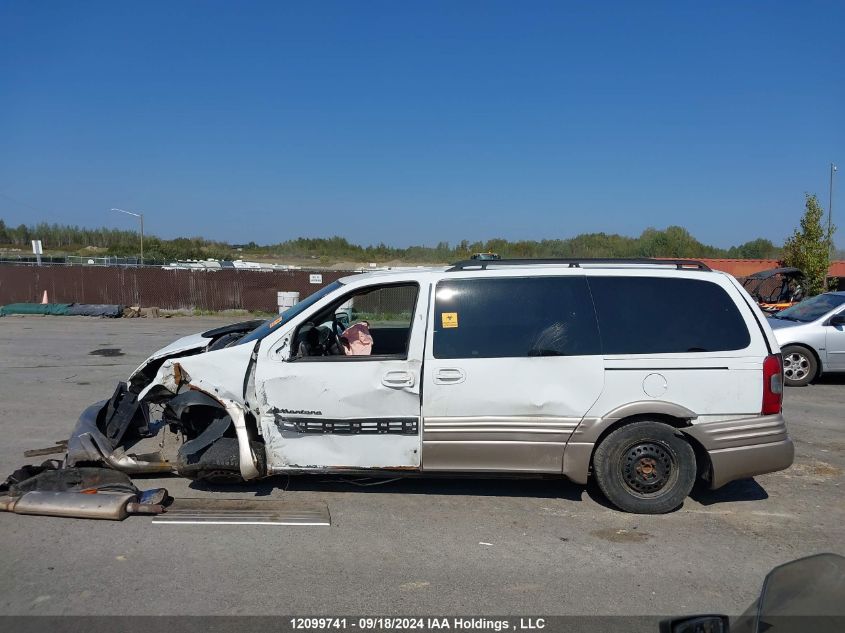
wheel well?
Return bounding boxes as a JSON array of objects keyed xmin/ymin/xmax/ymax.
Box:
[
  {"xmin": 588, "ymin": 414, "xmax": 711, "ymax": 481},
  {"xmin": 164, "ymin": 391, "xmax": 265, "ymax": 447},
  {"xmin": 781, "ymin": 343, "xmax": 822, "ymax": 374}
]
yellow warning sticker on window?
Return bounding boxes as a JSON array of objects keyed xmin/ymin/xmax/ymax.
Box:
[
  {"xmin": 441, "ymin": 312, "xmax": 459, "ymax": 328},
  {"xmin": 269, "ymin": 316, "xmax": 283, "ymax": 328}
]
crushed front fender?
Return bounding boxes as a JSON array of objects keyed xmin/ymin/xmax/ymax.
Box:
[{"xmin": 66, "ymin": 391, "xmax": 172, "ymax": 474}]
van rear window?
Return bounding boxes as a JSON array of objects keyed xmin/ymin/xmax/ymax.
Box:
[
  {"xmin": 433, "ymin": 276, "xmax": 601, "ymax": 359},
  {"xmin": 587, "ymin": 276, "xmax": 750, "ymax": 354}
]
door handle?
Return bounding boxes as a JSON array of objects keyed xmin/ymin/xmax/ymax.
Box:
[
  {"xmin": 434, "ymin": 368, "xmax": 466, "ymax": 385},
  {"xmin": 382, "ymin": 370, "xmax": 415, "ymax": 388}
]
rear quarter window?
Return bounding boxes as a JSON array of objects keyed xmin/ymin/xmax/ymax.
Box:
[{"xmin": 588, "ymin": 276, "xmax": 751, "ymax": 354}]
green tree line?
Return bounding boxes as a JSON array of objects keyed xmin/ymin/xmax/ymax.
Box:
[
  {"xmin": 0, "ymin": 217, "xmax": 785, "ymax": 262},
  {"xmin": 260, "ymin": 228, "xmax": 784, "ymax": 261},
  {"xmin": 0, "ymin": 219, "xmax": 231, "ymax": 261}
]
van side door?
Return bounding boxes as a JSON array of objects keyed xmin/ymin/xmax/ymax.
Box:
[
  {"xmin": 255, "ymin": 282, "xmax": 428, "ymax": 471},
  {"xmin": 421, "ymin": 274, "xmax": 605, "ymax": 473}
]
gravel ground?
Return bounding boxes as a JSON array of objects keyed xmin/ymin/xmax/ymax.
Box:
[{"xmin": 0, "ymin": 315, "xmax": 842, "ymax": 617}]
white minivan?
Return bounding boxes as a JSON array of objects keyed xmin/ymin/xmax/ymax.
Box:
[{"xmin": 68, "ymin": 259, "xmax": 793, "ymax": 514}]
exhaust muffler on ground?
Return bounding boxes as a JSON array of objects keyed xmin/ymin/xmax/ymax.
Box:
[{"xmin": 0, "ymin": 490, "xmax": 164, "ymax": 520}]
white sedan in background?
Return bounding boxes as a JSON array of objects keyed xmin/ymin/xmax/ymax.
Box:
[{"xmin": 768, "ymin": 291, "xmax": 845, "ymax": 386}]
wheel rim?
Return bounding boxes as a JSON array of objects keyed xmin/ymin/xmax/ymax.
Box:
[
  {"xmin": 620, "ymin": 441, "xmax": 677, "ymax": 497},
  {"xmin": 783, "ymin": 352, "xmax": 810, "ymax": 382}
]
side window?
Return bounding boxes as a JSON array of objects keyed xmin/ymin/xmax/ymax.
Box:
[
  {"xmin": 292, "ymin": 283, "xmax": 419, "ymax": 360},
  {"xmin": 588, "ymin": 276, "xmax": 751, "ymax": 354},
  {"xmin": 433, "ymin": 277, "xmax": 600, "ymax": 359}
]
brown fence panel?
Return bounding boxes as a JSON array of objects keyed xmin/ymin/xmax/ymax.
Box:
[{"xmin": 0, "ymin": 265, "xmax": 352, "ymax": 312}]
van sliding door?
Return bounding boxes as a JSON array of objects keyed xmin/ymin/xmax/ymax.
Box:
[{"xmin": 421, "ymin": 275, "xmax": 604, "ymax": 473}]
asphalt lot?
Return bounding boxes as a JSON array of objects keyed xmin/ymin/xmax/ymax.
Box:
[{"xmin": 0, "ymin": 315, "xmax": 843, "ymax": 617}]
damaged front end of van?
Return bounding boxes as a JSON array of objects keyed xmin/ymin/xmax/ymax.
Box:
[{"xmin": 66, "ymin": 320, "xmax": 269, "ymax": 483}]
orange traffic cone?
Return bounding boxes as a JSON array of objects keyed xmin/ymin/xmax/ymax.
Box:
[{"xmin": 41, "ymin": 290, "xmax": 48, "ymax": 304}]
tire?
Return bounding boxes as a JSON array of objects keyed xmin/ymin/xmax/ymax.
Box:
[
  {"xmin": 176, "ymin": 437, "xmax": 267, "ymax": 483},
  {"xmin": 593, "ymin": 421, "xmax": 696, "ymax": 514},
  {"xmin": 781, "ymin": 345, "xmax": 818, "ymax": 387}
]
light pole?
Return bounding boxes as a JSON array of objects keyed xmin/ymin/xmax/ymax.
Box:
[
  {"xmin": 830, "ymin": 163, "xmax": 837, "ymax": 240},
  {"xmin": 110, "ymin": 208, "xmax": 144, "ymax": 265}
]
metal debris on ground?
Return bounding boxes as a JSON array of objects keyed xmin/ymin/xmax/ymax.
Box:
[
  {"xmin": 151, "ymin": 497, "xmax": 331, "ymax": 526},
  {"xmin": 0, "ymin": 490, "xmax": 164, "ymax": 520},
  {"xmin": 23, "ymin": 440, "xmax": 68, "ymax": 458},
  {"xmin": 0, "ymin": 462, "xmax": 167, "ymax": 520}
]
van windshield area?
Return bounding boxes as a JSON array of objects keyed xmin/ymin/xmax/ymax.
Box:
[
  {"xmin": 237, "ymin": 280, "xmax": 344, "ymax": 346},
  {"xmin": 772, "ymin": 293, "xmax": 845, "ymax": 322}
]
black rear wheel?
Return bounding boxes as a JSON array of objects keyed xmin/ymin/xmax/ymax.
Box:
[{"xmin": 593, "ymin": 421, "xmax": 696, "ymax": 514}]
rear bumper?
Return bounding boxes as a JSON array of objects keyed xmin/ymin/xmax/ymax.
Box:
[
  {"xmin": 683, "ymin": 413, "xmax": 794, "ymax": 489},
  {"xmin": 705, "ymin": 438, "xmax": 794, "ymax": 489}
]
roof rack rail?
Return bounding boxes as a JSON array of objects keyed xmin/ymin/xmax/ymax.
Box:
[{"xmin": 446, "ymin": 258, "xmax": 712, "ymax": 272}]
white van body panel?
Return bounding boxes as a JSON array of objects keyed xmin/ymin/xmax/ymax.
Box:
[
  {"xmin": 580, "ymin": 269, "xmax": 770, "ymax": 422},
  {"xmin": 421, "ymin": 269, "xmax": 605, "ymax": 473},
  {"xmin": 421, "ymin": 355, "xmax": 605, "ymax": 472}
]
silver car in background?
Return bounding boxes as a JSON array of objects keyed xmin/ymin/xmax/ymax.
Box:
[{"xmin": 769, "ymin": 291, "xmax": 845, "ymax": 386}]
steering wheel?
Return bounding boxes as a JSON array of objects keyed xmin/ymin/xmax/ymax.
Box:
[{"xmin": 315, "ymin": 324, "xmax": 342, "ymax": 356}]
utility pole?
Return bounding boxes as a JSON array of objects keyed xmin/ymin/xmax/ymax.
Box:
[
  {"xmin": 110, "ymin": 208, "xmax": 145, "ymax": 265},
  {"xmin": 830, "ymin": 163, "xmax": 837, "ymax": 238}
]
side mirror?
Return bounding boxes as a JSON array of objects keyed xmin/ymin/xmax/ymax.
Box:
[
  {"xmin": 659, "ymin": 615, "xmax": 729, "ymax": 633},
  {"xmin": 273, "ymin": 337, "xmax": 290, "ymax": 357},
  {"xmin": 829, "ymin": 314, "xmax": 845, "ymax": 326}
]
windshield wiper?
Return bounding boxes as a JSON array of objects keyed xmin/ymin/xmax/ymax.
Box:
[{"xmin": 774, "ymin": 315, "xmax": 801, "ymax": 321}]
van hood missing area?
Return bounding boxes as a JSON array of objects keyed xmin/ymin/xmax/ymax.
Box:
[
  {"xmin": 127, "ymin": 319, "xmax": 265, "ymax": 393},
  {"xmin": 130, "ymin": 331, "xmax": 210, "ymax": 376}
]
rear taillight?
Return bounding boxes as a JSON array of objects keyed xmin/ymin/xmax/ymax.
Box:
[{"xmin": 762, "ymin": 353, "xmax": 783, "ymax": 415}]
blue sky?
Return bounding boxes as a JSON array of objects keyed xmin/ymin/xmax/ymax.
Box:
[{"xmin": 1, "ymin": 1, "xmax": 843, "ymax": 248}]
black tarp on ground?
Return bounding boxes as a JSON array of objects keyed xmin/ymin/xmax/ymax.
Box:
[{"xmin": 67, "ymin": 304, "xmax": 124, "ymax": 317}]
